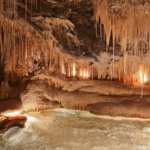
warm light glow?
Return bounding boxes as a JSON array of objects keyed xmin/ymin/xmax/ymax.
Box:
[
  {"xmin": 144, "ymin": 73, "xmax": 148, "ymax": 83},
  {"xmin": 84, "ymin": 68, "xmax": 86, "ymax": 77},
  {"xmin": 134, "ymin": 66, "xmax": 148, "ymax": 83},
  {"xmin": 80, "ymin": 69, "xmax": 83, "ymax": 76},
  {"xmin": 86, "ymin": 70, "xmax": 89, "ymax": 77},
  {"xmin": 80, "ymin": 68, "xmax": 89, "ymax": 78},
  {"xmin": 27, "ymin": 116, "xmax": 36, "ymax": 122},
  {"xmin": 69, "ymin": 68, "xmax": 70, "ymax": 77},
  {"xmin": 73, "ymin": 63, "xmax": 76, "ymax": 76},
  {"xmin": 5, "ymin": 111, "xmax": 21, "ymax": 117},
  {"xmin": 61, "ymin": 61, "xmax": 66, "ymax": 75},
  {"xmin": 8, "ymin": 116, "xmax": 27, "ymax": 120},
  {"xmin": 139, "ymin": 70, "xmax": 148, "ymax": 83}
]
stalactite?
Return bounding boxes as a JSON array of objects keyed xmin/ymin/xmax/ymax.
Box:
[
  {"xmin": 113, "ymin": 12, "xmax": 115, "ymax": 79},
  {"xmin": 149, "ymin": 32, "xmax": 150, "ymax": 62},
  {"xmin": 36, "ymin": 0, "xmax": 37, "ymax": 9},
  {"xmin": 3, "ymin": 21, "xmax": 6, "ymax": 51},
  {"xmin": 40, "ymin": 0, "xmax": 41, "ymax": 16},
  {"xmin": 68, "ymin": 59, "xmax": 70, "ymax": 77},
  {"xmin": 27, "ymin": 39, "xmax": 31, "ymax": 73},
  {"xmin": 19, "ymin": 36, "xmax": 22, "ymax": 66},
  {"xmin": 0, "ymin": 29, "xmax": 3, "ymax": 73},
  {"xmin": 45, "ymin": 45, "xmax": 48, "ymax": 67},
  {"xmin": 100, "ymin": 24, "xmax": 102, "ymax": 42},
  {"xmin": 95, "ymin": 24, "xmax": 97, "ymax": 38},
  {"xmin": 14, "ymin": 5, "xmax": 16, "ymax": 72},
  {"xmin": 21, "ymin": 36, "xmax": 24, "ymax": 63},
  {"xmin": 31, "ymin": 0, "xmax": 32, "ymax": 27},
  {"xmin": 25, "ymin": 0, "xmax": 27, "ymax": 25},
  {"xmin": 32, "ymin": 41, "xmax": 35, "ymax": 69},
  {"xmin": 91, "ymin": 65, "xmax": 93, "ymax": 79},
  {"xmin": 0, "ymin": 0, "xmax": 3, "ymax": 26}
]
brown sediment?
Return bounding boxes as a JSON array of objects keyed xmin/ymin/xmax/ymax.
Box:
[{"xmin": 0, "ymin": 116, "xmax": 27, "ymax": 134}]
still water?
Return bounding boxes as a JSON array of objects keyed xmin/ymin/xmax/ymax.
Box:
[{"xmin": 1, "ymin": 108, "xmax": 150, "ymax": 150}]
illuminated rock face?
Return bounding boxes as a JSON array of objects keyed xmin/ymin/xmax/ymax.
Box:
[
  {"xmin": 92, "ymin": 0, "xmax": 150, "ymax": 82},
  {"xmin": 0, "ymin": 0, "xmax": 150, "ymax": 84},
  {"xmin": 1, "ymin": 68, "xmax": 150, "ymax": 119}
]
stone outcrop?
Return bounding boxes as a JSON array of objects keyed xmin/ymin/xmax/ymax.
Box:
[{"xmin": 0, "ymin": 68, "xmax": 150, "ymax": 119}]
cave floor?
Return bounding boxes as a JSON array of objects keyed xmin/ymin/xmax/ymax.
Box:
[
  {"xmin": 1, "ymin": 69, "xmax": 150, "ymax": 119},
  {"xmin": 1, "ymin": 108, "xmax": 150, "ymax": 150}
]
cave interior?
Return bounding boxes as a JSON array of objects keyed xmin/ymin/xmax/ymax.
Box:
[{"xmin": 1, "ymin": 0, "xmax": 150, "ymax": 126}]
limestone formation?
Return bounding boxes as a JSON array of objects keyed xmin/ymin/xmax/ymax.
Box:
[{"xmin": 1, "ymin": 0, "xmax": 150, "ymax": 119}]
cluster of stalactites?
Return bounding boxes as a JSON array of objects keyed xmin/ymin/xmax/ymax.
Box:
[
  {"xmin": 91, "ymin": 0, "xmax": 150, "ymax": 80},
  {"xmin": 93, "ymin": 0, "xmax": 150, "ymax": 52},
  {"xmin": 59, "ymin": 55, "xmax": 149, "ymax": 82},
  {"xmin": 96, "ymin": 0, "xmax": 150, "ymax": 54},
  {"xmin": 0, "ymin": 0, "xmax": 46, "ymax": 82},
  {"xmin": 1, "ymin": 0, "xmax": 150, "ymax": 84},
  {"xmin": 0, "ymin": 14, "xmax": 50, "ymax": 82}
]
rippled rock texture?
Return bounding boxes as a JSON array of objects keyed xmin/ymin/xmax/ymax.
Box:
[{"xmin": 0, "ymin": 68, "xmax": 150, "ymax": 119}]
